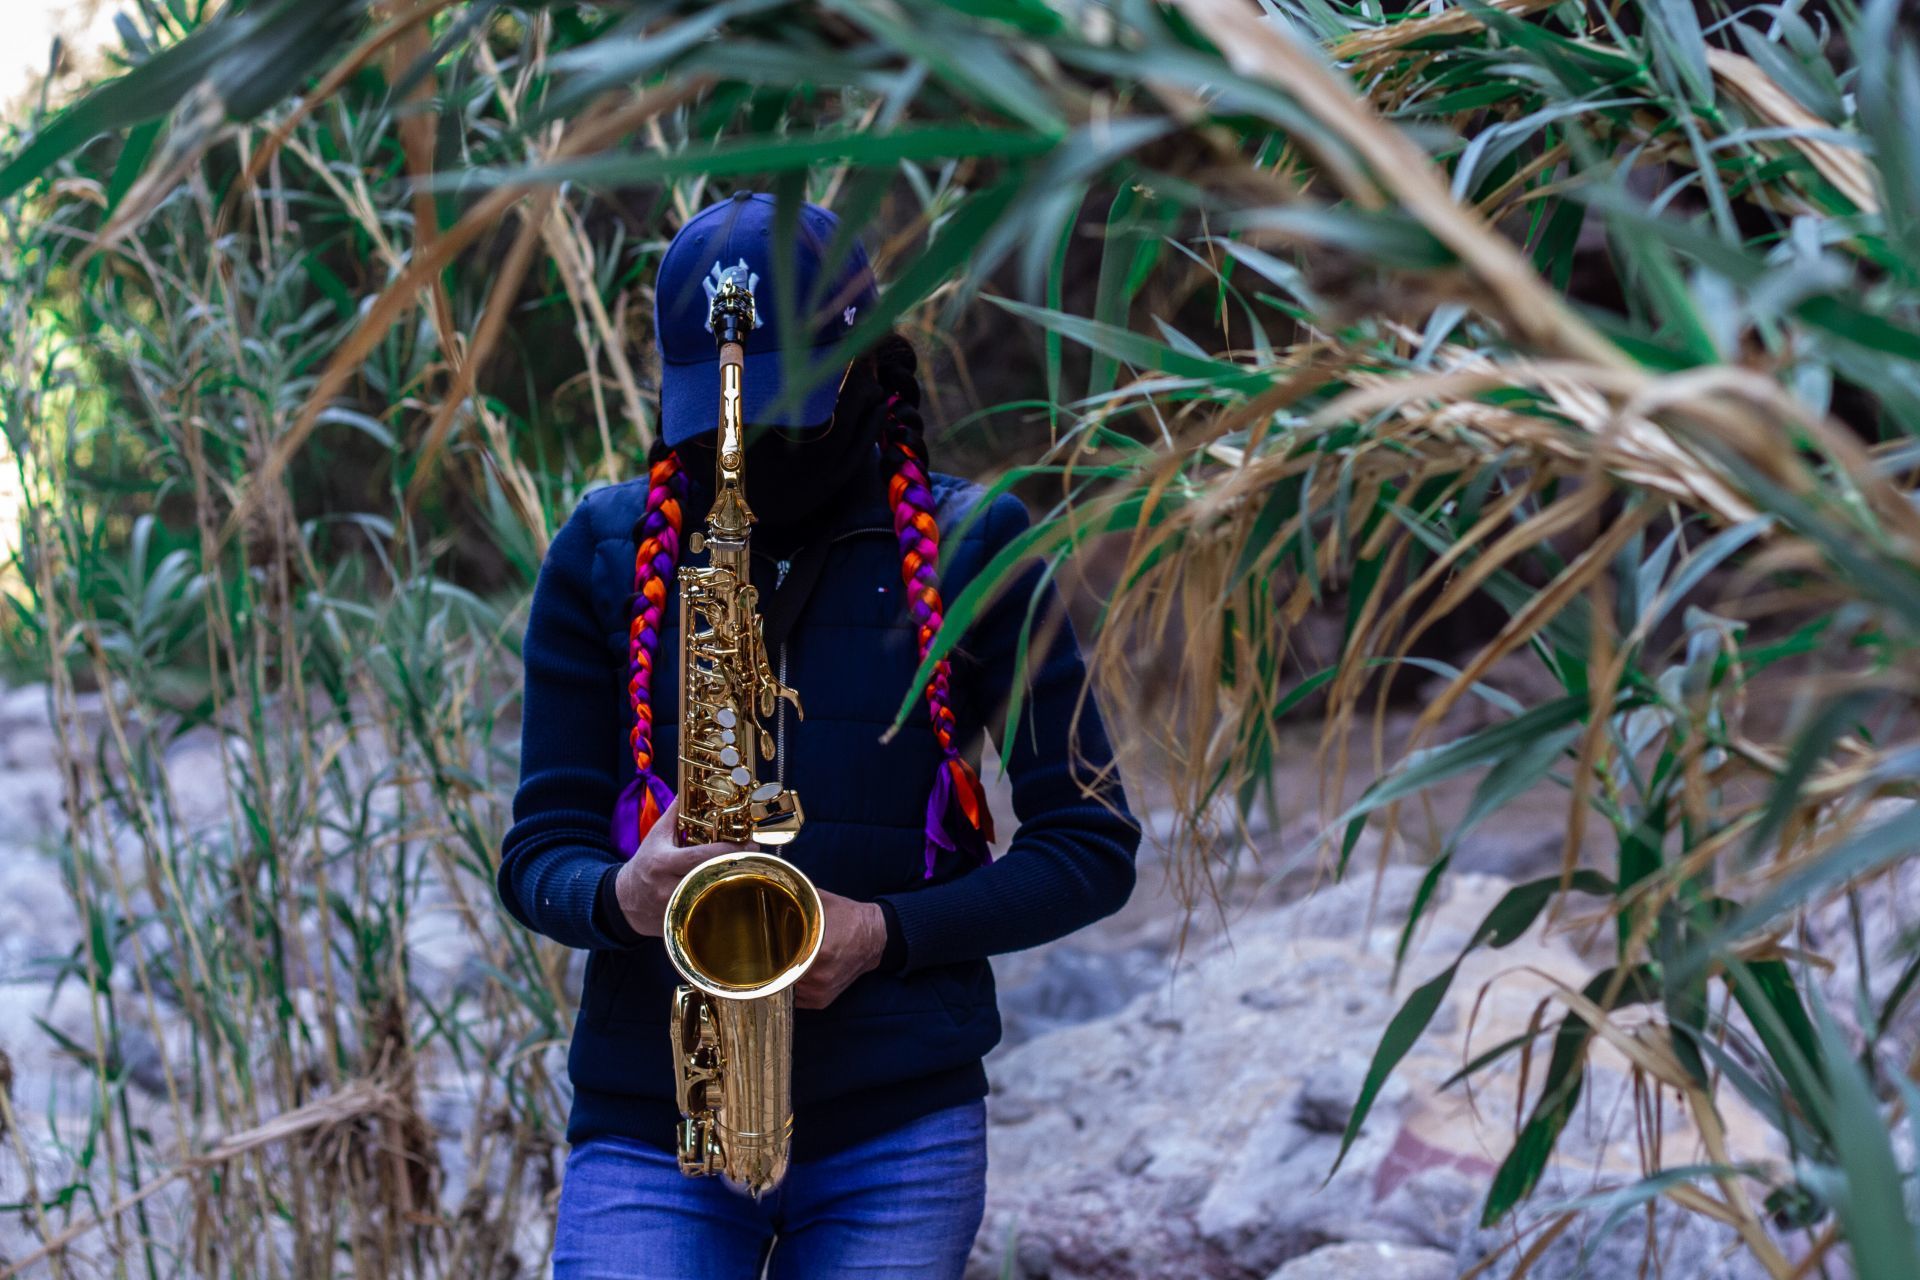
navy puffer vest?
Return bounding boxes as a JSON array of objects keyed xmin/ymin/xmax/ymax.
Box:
[{"xmin": 497, "ymin": 463, "xmax": 1139, "ymax": 1156}]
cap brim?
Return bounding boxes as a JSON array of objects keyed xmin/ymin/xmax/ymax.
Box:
[{"xmin": 660, "ymin": 346, "xmax": 847, "ymax": 447}]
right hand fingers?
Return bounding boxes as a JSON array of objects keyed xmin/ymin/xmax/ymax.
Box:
[
  {"xmin": 652, "ymin": 842, "xmax": 739, "ymax": 875},
  {"xmin": 639, "ymin": 797, "xmax": 751, "ymax": 868},
  {"xmin": 637, "ymin": 793, "xmax": 685, "ymax": 856}
]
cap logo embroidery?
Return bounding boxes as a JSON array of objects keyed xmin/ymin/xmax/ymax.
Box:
[
  {"xmin": 843, "ymin": 305, "xmax": 858, "ymax": 326},
  {"xmin": 701, "ymin": 258, "xmax": 762, "ymax": 332}
]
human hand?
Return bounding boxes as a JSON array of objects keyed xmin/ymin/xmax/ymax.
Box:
[
  {"xmin": 793, "ymin": 892, "xmax": 888, "ymax": 1010},
  {"xmin": 614, "ymin": 795, "xmax": 749, "ymax": 938}
]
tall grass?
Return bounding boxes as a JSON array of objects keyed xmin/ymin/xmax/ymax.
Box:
[
  {"xmin": 3, "ymin": 0, "xmax": 1920, "ymax": 1275},
  {"xmin": 0, "ymin": 11, "xmax": 607, "ymax": 1272}
]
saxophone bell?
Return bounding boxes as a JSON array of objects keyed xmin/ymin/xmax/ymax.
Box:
[{"xmin": 664, "ymin": 852, "xmax": 822, "ymax": 1196}]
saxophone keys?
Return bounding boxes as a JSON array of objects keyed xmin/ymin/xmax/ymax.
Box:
[
  {"xmin": 760, "ymin": 728, "xmax": 775, "ymax": 758},
  {"xmin": 719, "ymin": 746, "xmax": 740, "ymax": 767},
  {"xmin": 751, "ymin": 790, "xmax": 805, "ymax": 843},
  {"xmin": 677, "ymin": 1118, "xmax": 720, "ymax": 1178}
]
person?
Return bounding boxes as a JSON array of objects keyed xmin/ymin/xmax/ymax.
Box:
[{"xmin": 497, "ymin": 191, "xmax": 1139, "ymax": 1280}]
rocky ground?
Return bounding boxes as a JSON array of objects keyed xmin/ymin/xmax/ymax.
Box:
[
  {"xmin": 973, "ymin": 864, "xmax": 1784, "ymax": 1280},
  {"xmin": 0, "ymin": 676, "xmax": 1900, "ymax": 1278}
]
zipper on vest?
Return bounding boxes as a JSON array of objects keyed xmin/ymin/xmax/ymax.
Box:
[
  {"xmin": 776, "ymin": 642, "xmax": 789, "ymax": 786},
  {"xmin": 772, "ymin": 558, "xmax": 791, "ymax": 787},
  {"xmin": 760, "ymin": 532, "xmax": 886, "ymax": 787}
]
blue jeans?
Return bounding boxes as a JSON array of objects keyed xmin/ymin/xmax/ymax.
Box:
[{"xmin": 552, "ymin": 1100, "xmax": 987, "ymax": 1279}]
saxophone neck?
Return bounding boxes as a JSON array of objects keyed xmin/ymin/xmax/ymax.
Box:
[
  {"xmin": 709, "ymin": 338, "xmax": 755, "ymax": 541},
  {"xmin": 705, "ymin": 262, "xmax": 759, "ymax": 544}
]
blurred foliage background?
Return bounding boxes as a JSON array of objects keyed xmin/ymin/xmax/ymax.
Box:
[{"xmin": 4, "ymin": 0, "xmax": 1920, "ymax": 1276}]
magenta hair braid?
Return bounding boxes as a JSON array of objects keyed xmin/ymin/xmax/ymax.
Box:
[
  {"xmin": 875, "ymin": 339, "xmax": 996, "ymax": 877},
  {"xmin": 611, "ymin": 443, "xmax": 685, "ymax": 856}
]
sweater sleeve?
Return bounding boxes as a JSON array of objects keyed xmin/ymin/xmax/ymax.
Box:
[
  {"xmin": 876, "ymin": 494, "xmax": 1141, "ymax": 972},
  {"xmin": 496, "ymin": 498, "xmax": 645, "ymax": 952}
]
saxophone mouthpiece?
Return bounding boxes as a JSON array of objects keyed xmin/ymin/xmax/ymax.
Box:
[{"xmin": 705, "ymin": 263, "xmax": 759, "ymax": 348}]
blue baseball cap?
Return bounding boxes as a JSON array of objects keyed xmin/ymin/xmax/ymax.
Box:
[{"xmin": 654, "ymin": 192, "xmax": 879, "ymax": 447}]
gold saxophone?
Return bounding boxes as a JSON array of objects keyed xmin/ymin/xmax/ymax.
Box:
[{"xmin": 661, "ymin": 264, "xmax": 818, "ymax": 1198}]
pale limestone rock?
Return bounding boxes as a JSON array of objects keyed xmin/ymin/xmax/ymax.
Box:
[
  {"xmin": 1269, "ymin": 1241, "xmax": 1454, "ymax": 1280},
  {"xmin": 0, "ymin": 683, "xmax": 52, "ymax": 732},
  {"xmin": 0, "ymin": 980, "xmax": 95, "ymax": 1112},
  {"xmin": 0, "ymin": 768, "xmax": 66, "ymax": 843},
  {"xmin": 0, "ymin": 852, "xmax": 77, "ymax": 979},
  {"xmin": 970, "ymin": 869, "xmax": 1782, "ymax": 1280}
]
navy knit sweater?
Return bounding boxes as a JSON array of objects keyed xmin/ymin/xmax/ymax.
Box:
[{"xmin": 497, "ymin": 461, "xmax": 1140, "ymax": 1156}]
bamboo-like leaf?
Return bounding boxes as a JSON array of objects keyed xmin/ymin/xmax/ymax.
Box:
[
  {"xmin": 825, "ymin": 0, "xmax": 1068, "ymax": 135},
  {"xmin": 1744, "ymin": 690, "xmax": 1880, "ymax": 859},
  {"xmin": 1333, "ymin": 869, "xmax": 1613, "ymax": 1176},
  {"xmin": 1232, "ymin": 205, "xmax": 1456, "ymax": 271},
  {"xmin": 1483, "ymin": 965, "xmax": 1660, "ymax": 1224},
  {"xmin": 1337, "ymin": 697, "xmax": 1589, "ymax": 842},
  {"xmin": 437, "ymin": 123, "xmax": 1064, "ymax": 193},
  {"xmin": 1543, "ymin": 1163, "xmax": 1767, "ymax": 1273},
  {"xmin": 1641, "ymin": 0, "xmax": 1715, "ymax": 107},
  {"xmin": 0, "ymin": 0, "xmax": 365, "ymax": 201},
  {"xmin": 1088, "ymin": 184, "xmax": 1174, "ymax": 399},
  {"xmin": 890, "ymin": 491, "xmax": 1153, "ymax": 731},
  {"xmin": 1731, "ymin": 22, "xmax": 1845, "ymax": 125},
  {"xmin": 989, "ymin": 297, "xmax": 1267, "ymax": 388},
  {"xmin": 1855, "ymin": 0, "xmax": 1920, "ymax": 252},
  {"xmin": 1686, "ymin": 802, "xmax": 1920, "ymax": 980},
  {"xmin": 1804, "ymin": 997, "xmax": 1920, "ymax": 1279}
]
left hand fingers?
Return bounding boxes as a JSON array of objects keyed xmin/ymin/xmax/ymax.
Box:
[
  {"xmin": 793, "ymin": 963, "xmax": 847, "ymax": 1010},
  {"xmin": 791, "ymin": 895, "xmax": 884, "ymax": 1011}
]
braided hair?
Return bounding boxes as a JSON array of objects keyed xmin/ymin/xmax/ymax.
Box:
[
  {"xmin": 872, "ymin": 337, "xmax": 996, "ymax": 875},
  {"xmin": 612, "ymin": 336, "xmax": 995, "ymax": 879},
  {"xmin": 609, "ymin": 440, "xmax": 688, "ymax": 857}
]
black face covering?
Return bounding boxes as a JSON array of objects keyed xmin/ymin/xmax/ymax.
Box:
[{"xmin": 677, "ymin": 359, "xmax": 886, "ymax": 538}]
